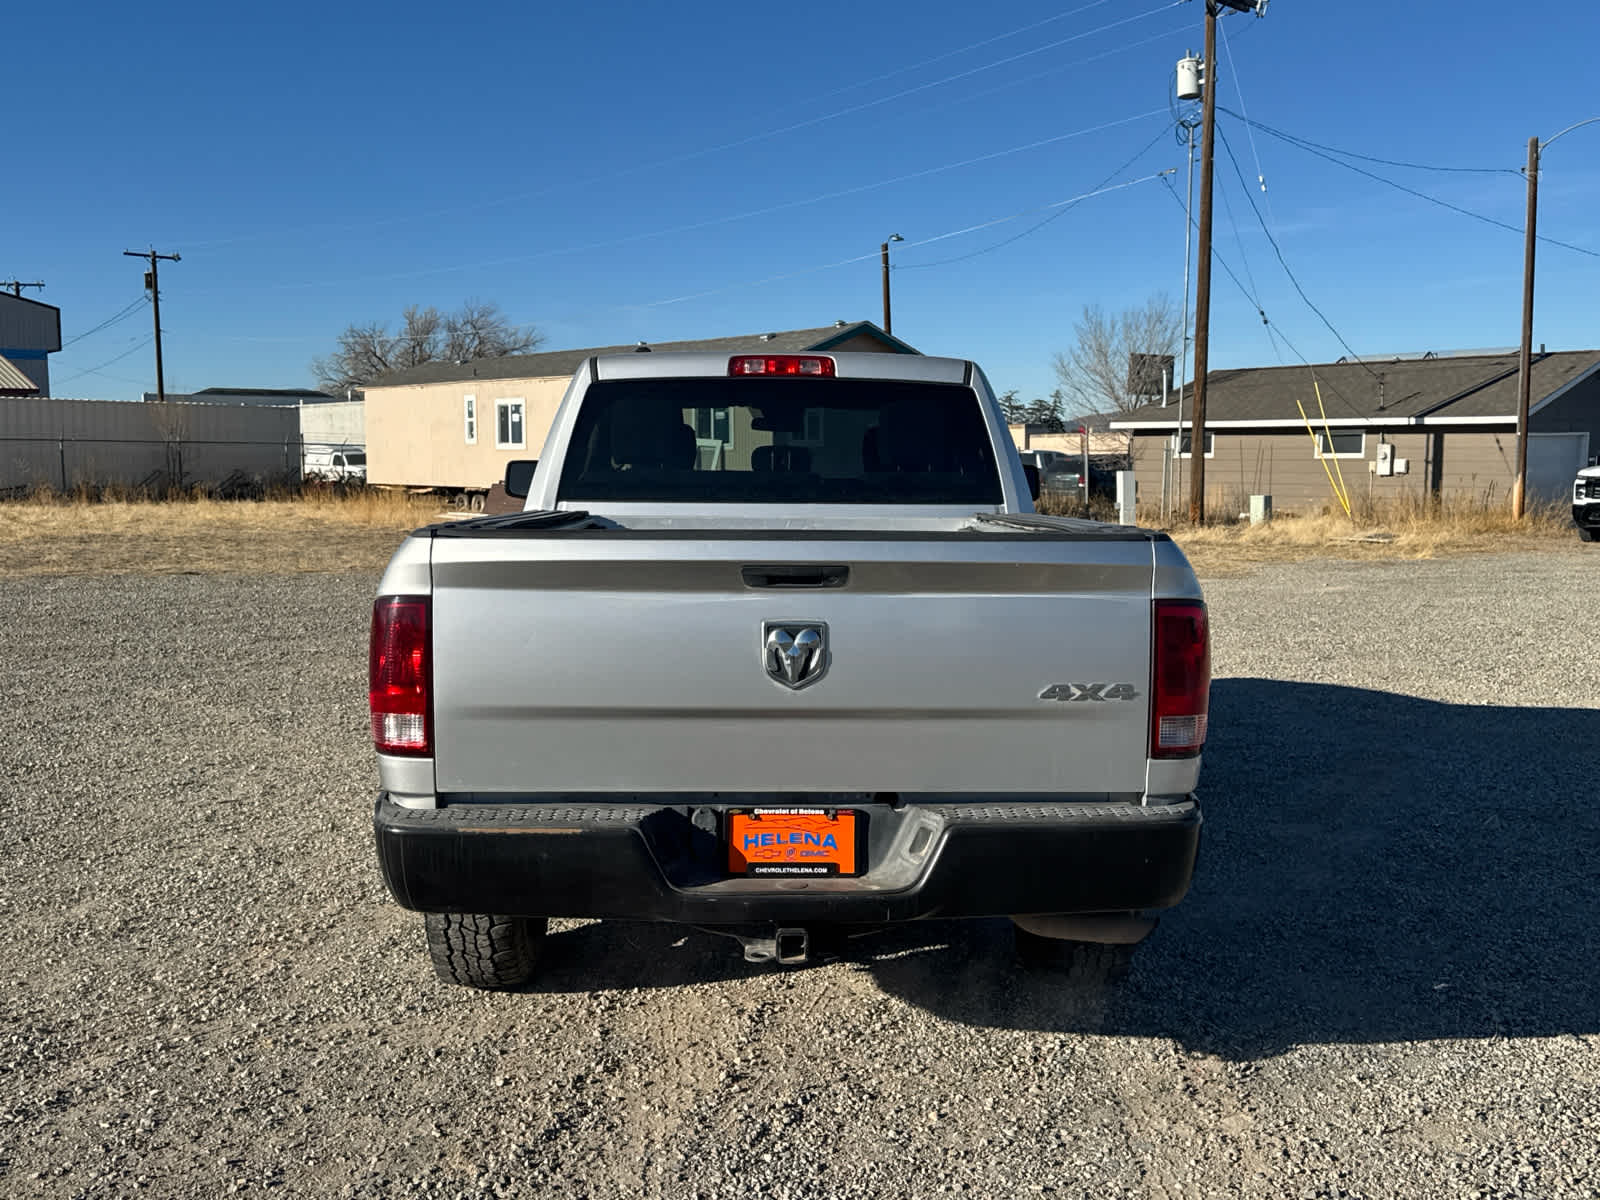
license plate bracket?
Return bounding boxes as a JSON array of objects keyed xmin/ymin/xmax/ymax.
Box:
[{"xmin": 726, "ymin": 808, "xmax": 862, "ymax": 877}]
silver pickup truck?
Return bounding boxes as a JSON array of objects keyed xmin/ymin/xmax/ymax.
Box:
[{"xmin": 369, "ymin": 350, "xmax": 1209, "ymax": 988}]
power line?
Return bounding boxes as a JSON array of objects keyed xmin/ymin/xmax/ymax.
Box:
[
  {"xmin": 1213, "ymin": 140, "xmax": 1264, "ymax": 307},
  {"xmin": 785, "ymin": 0, "xmax": 1121, "ymax": 107},
  {"xmin": 677, "ymin": 1, "xmax": 1183, "ymax": 163},
  {"xmin": 249, "ymin": 109, "xmax": 1171, "ymax": 291},
  {"xmin": 893, "ymin": 26, "xmax": 1185, "ymax": 143},
  {"xmin": 60, "ymin": 296, "xmax": 150, "ymax": 349},
  {"xmin": 1157, "ymin": 174, "xmax": 1368, "ymax": 419},
  {"xmin": 1216, "ymin": 16, "xmax": 1275, "ymax": 228},
  {"xmin": 1217, "ymin": 107, "xmax": 1520, "ymax": 176},
  {"xmin": 898, "ymin": 127, "xmax": 1174, "ymax": 269},
  {"xmin": 56, "ymin": 335, "xmax": 156, "ymax": 385},
  {"xmin": 1215, "ymin": 120, "xmax": 1384, "ymax": 383},
  {"xmin": 185, "ymin": 3, "xmax": 1182, "ymax": 254},
  {"xmin": 633, "ymin": 170, "xmax": 1174, "ymax": 308},
  {"xmin": 1219, "ymin": 106, "xmax": 1600, "ymax": 260}
]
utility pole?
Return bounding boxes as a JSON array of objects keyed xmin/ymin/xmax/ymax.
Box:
[
  {"xmin": 1188, "ymin": 0, "xmax": 1264, "ymax": 524},
  {"xmin": 124, "ymin": 248, "xmax": 180, "ymax": 404},
  {"xmin": 1509, "ymin": 117, "xmax": 1598, "ymax": 518},
  {"xmin": 1174, "ymin": 51, "xmax": 1202, "ymax": 519},
  {"xmin": 880, "ymin": 234, "xmax": 903, "ymax": 335},
  {"xmin": 1512, "ymin": 136, "xmax": 1539, "ymax": 519},
  {"xmin": 0, "ymin": 280, "xmax": 45, "ymax": 297}
]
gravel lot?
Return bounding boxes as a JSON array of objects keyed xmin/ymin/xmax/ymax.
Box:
[{"xmin": 4, "ymin": 548, "xmax": 1599, "ymax": 1199}]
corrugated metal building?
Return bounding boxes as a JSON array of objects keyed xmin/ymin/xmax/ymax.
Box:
[
  {"xmin": 0, "ymin": 398, "xmax": 299, "ymax": 491},
  {"xmin": 0, "ymin": 294, "xmax": 62, "ymax": 396},
  {"xmin": 142, "ymin": 386, "xmax": 339, "ymax": 406}
]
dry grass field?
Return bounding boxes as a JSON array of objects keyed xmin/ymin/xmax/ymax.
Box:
[
  {"xmin": 1039, "ymin": 491, "xmax": 1576, "ymax": 576},
  {"xmin": 0, "ymin": 489, "xmax": 1578, "ymax": 579},
  {"xmin": 0, "ymin": 490, "xmax": 445, "ymax": 577},
  {"xmin": 1164, "ymin": 503, "xmax": 1574, "ymax": 576}
]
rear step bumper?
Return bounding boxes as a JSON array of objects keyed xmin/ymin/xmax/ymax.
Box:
[{"xmin": 374, "ymin": 795, "xmax": 1202, "ymax": 924}]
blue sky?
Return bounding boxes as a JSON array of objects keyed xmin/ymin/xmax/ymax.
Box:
[{"xmin": 13, "ymin": 0, "xmax": 1600, "ymax": 407}]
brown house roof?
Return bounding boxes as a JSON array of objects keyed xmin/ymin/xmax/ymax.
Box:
[
  {"xmin": 1112, "ymin": 350, "xmax": 1600, "ymax": 426},
  {"xmin": 369, "ymin": 321, "xmax": 919, "ymax": 388}
]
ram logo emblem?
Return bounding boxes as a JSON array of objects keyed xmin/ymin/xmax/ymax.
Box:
[
  {"xmin": 763, "ymin": 622, "xmax": 829, "ymax": 690},
  {"xmin": 1039, "ymin": 683, "xmax": 1140, "ymax": 702}
]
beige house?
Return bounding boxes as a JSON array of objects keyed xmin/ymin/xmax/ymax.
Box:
[
  {"xmin": 363, "ymin": 321, "xmax": 919, "ymax": 492},
  {"xmin": 1110, "ymin": 350, "xmax": 1600, "ymax": 512},
  {"xmin": 1009, "ymin": 420, "xmax": 1131, "ymax": 458}
]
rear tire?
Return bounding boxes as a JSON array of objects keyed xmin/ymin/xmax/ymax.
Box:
[
  {"xmin": 424, "ymin": 913, "xmax": 547, "ymax": 990},
  {"xmin": 1013, "ymin": 926, "xmax": 1135, "ymax": 983},
  {"xmin": 1579, "ymin": 525, "xmax": 1598, "ymax": 543}
]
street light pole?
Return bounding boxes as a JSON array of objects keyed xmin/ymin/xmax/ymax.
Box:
[{"xmin": 881, "ymin": 233, "xmax": 903, "ymax": 335}]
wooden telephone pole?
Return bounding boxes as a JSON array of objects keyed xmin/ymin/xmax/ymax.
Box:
[
  {"xmin": 123, "ymin": 249, "xmax": 181, "ymax": 403},
  {"xmin": 1512, "ymin": 136, "xmax": 1539, "ymax": 519},
  {"xmin": 1188, "ymin": 0, "xmax": 1266, "ymax": 523},
  {"xmin": 1511, "ymin": 117, "xmax": 1599, "ymax": 517}
]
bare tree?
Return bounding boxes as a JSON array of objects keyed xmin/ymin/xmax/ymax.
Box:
[
  {"xmin": 1051, "ymin": 293, "xmax": 1183, "ymax": 417},
  {"xmin": 148, "ymin": 400, "xmax": 191, "ymax": 495},
  {"xmin": 442, "ymin": 299, "xmax": 543, "ymax": 362},
  {"xmin": 312, "ymin": 300, "xmax": 544, "ymax": 394}
]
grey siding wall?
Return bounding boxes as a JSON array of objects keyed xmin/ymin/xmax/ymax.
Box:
[
  {"xmin": 0, "ymin": 296, "xmax": 62, "ymax": 352},
  {"xmin": 1532, "ymin": 369, "xmax": 1600, "ymax": 442},
  {"xmin": 0, "ymin": 398, "xmax": 299, "ymax": 490},
  {"xmin": 1130, "ymin": 427, "xmax": 1522, "ymax": 511}
]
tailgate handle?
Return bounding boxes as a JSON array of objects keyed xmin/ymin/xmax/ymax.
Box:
[{"xmin": 741, "ymin": 564, "xmax": 850, "ymax": 589}]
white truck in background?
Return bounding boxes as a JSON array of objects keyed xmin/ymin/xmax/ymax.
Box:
[
  {"xmin": 302, "ymin": 445, "xmax": 367, "ymax": 483},
  {"xmin": 1575, "ymin": 464, "xmax": 1600, "ymax": 542}
]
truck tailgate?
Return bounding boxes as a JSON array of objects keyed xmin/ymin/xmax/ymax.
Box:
[{"xmin": 428, "ymin": 535, "xmax": 1155, "ymax": 796}]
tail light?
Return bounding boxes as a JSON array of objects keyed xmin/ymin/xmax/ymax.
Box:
[
  {"xmin": 729, "ymin": 354, "xmax": 835, "ymax": 377},
  {"xmin": 1151, "ymin": 600, "xmax": 1210, "ymax": 758},
  {"xmin": 370, "ymin": 596, "xmax": 431, "ymax": 756}
]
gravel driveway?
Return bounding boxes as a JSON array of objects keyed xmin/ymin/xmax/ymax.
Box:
[{"xmin": 4, "ymin": 549, "xmax": 1599, "ymax": 1199}]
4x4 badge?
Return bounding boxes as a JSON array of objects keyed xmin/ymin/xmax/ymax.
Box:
[
  {"xmin": 763, "ymin": 622, "xmax": 829, "ymax": 690},
  {"xmin": 1039, "ymin": 683, "xmax": 1140, "ymax": 702}
]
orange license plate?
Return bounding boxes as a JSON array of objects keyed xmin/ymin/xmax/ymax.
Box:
[{"xmin": 726, "ymin": 809, "xmax": 861, "ymax": 877}]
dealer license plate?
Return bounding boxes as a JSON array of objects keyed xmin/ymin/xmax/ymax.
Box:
[{"xmin": 726, "ymin": 809, "xmax": 861, "ymax": 877}]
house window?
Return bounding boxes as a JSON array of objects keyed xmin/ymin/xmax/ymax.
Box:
[
  {"xmin": 692, "ymin": 407, "xmax": 731, "ymax": 444},
  {"xmin": 1174, "ymin": 431, "xmax": 1214, "ymax": 458},
  {"xmin": 1315, "ymin": 431, "xmax": 1364, "ymax": 459},
  {"xmin": 464, "ymin": 395, "xmax": 477, "ymax": 445},
  {"xmin": 496, "ymin": 398, "xmax": 525, "ymax": 449},
  {"xmin": 804, "ymin": 408, "xmax": 825, "ymax": 443}
]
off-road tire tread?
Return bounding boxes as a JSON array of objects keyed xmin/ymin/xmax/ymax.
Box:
[{"xmin": 424, "ymin": 913, "xmax": 547, "ymax": 990}]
